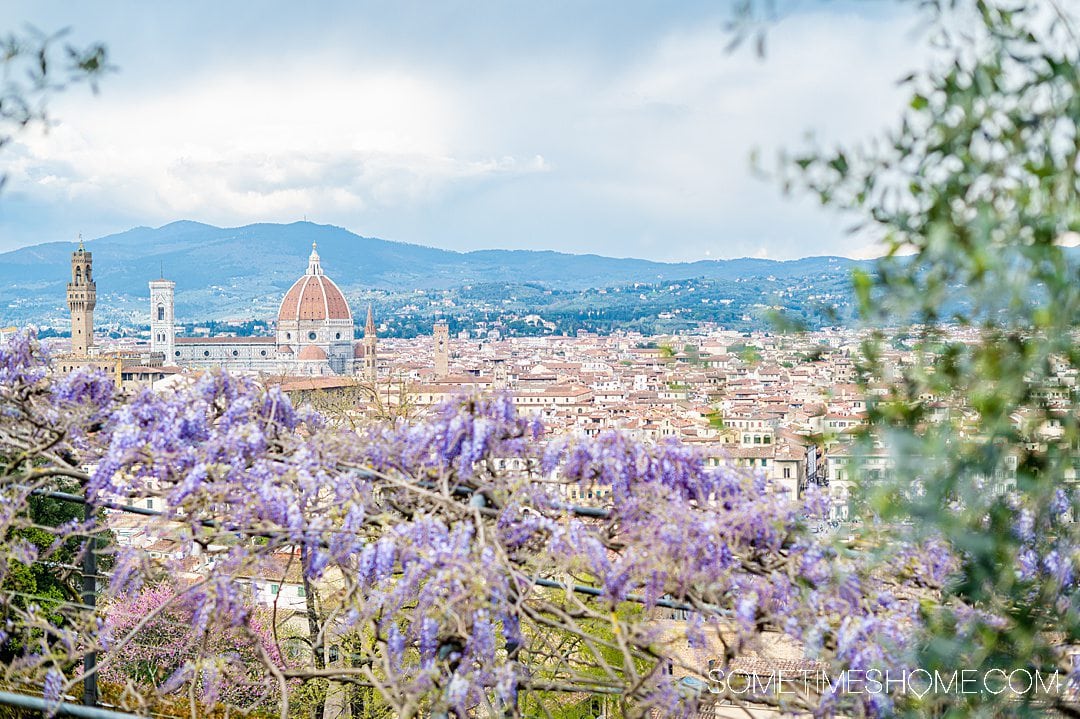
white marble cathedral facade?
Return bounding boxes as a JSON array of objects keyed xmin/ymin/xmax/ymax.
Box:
[{"xmin": 153, "ymin": 243, "xmax": 375, "ymax": 377}]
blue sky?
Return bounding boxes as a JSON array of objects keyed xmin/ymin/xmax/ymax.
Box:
[{"xmin": 1, "ymin": 1, "xmax": 924, "ymax": 260}]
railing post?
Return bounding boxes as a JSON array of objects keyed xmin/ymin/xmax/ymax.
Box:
[{"xmin": 82, "ymin": 500, "xmax": 98, "ymax": 707}]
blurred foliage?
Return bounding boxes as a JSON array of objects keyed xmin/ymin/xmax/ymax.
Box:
[
  {"xmin": 0, "ymin": 477, "xmax": 113, "ymax": 664},
  {"xmin": 520, "ymin": 600, "xmax": 650, "ymax": 719},
  {"xmin": 760, "ymin": 0, "xmax": 1080, "ymax": 714},
  {"xmin": 0, "ymin": 25, "xmax": 112, "ymax": 191}
]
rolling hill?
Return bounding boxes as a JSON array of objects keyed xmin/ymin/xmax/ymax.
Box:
[{"xmin": 0, "ymin": 220, "xmax": 865, "ymax": 327}]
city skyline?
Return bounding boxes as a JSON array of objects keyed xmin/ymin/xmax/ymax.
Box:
[{"xmin": 2, "ymin": 3, "xmax": 1077, "ymax": 717}]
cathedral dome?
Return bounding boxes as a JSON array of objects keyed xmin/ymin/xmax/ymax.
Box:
[
  {"xmin": 297, "ymin": 344, "xmax": 328, "ymax": 361},
  {"xmin": 277, "ymin": 243, "xmax": 353, "ymax": 323}
]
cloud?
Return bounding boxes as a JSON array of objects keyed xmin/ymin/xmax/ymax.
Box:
[
  {"xmin": 1, "ymin": 4, "xmax": 927, "ymax": 261},
  {"xmin": 162, "ymin": 150, "xmax": 547, "ymax": 219},
  {"xmin": 560, "ymin": 11, "xmax": 925, "ymax": 247},
  {"xmin": 5, "ymin": 64, "xmax": 549, "ymax": 231}
]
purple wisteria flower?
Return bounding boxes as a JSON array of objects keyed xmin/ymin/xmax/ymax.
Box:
[
  {"xmin": 42, "ymin": 668, "xmax": 63, "ymax": 717},
  {"xmin": 2, "ymin": 331, "xmax": 1052, "ymax": 718}
]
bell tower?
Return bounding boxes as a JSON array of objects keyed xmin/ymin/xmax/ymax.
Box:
[
  {"xmin": 363, "ymin": 305, "xmax": 377, "ymax": 382},
  {"xmin": 66, "ymin": 237, "xmax": 96, "ymax": 356},
  {"xmin": 434, "ymin": 321, "xmax": 449, "ymax": 378},
  {"xmin": 149, "ymin": 277, "xmax": 176, "ymax": 364}
]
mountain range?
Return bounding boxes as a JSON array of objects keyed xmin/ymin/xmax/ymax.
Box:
[{"xmin": 0, "ymin": 221, "xmax": 865, "ymax": 328}]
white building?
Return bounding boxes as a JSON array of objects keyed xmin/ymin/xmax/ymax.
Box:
[{"xmin": 155, "ymin": 243, "xmax": 373, "ymax": 376}]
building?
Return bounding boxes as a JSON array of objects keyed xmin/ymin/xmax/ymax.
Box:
[
  {"xmin": 66, "ymin": 238, "xmax": 96, "ymax": 356},
  {"xmin": 274, "ymin": 243, "xmax": 354, "ymax": 374},
  {"xmin": 55, "ymin": 239, "xmax": 123, "ymax": 384},
  {"xmin": 361, "ymin": 306, "xmax": 377, "ymax": 382},
  {"xmin": 160, "ymin": 243, "xmax": 374, "ymax": 377},
  {"xmin": 149, "ymin": 277, "xmax": 176, "ymax": 364},
  {"xmin": 434, "ymin": 321, "xmax": 449, "ymax": 377}
]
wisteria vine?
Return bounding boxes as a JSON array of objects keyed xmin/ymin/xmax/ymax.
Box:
[{"xmin": 0, "ymin": 330, "xmax": 1047, "ymax": 718}]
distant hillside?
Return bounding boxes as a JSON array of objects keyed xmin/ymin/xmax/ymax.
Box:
[{"xmin": 0, "ymin": 221, "xmax": 867, "ymax": 327}]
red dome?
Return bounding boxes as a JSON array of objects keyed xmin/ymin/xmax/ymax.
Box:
[
  {"xmin": 297, "ymin": 344, "xmax": 328, "ymax": 361},
  {"xmin": 278, "ymin": 274, "xmax": 352, "ymax": 322},
  {"xmin": 277, "ymin": 244, "xmax": 352, "ymax": 324}
]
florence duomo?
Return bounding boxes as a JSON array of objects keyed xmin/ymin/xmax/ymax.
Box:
[
  {"xmin": 56, "ymin": 236, "xmax": 380, "ymax": 382},
  {"xmin": 156, "ymin": 241, "xmax": 371, "ymax": 377}
]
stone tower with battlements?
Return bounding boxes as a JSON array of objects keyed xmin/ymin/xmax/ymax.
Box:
[
  {"xmin": 149, "ymin": 278, "xmax": 176, "ymax": 365},
  {"xmin": 434, "ymin": 321, "xmax": 449, "ymax": 378},
  {"xmin": 66, "ymin": 239, "xmax": 96, "ymax": 356},
  {"xmin": 492, "ymin": 357, "xmax": 508, "ymax": 390}
]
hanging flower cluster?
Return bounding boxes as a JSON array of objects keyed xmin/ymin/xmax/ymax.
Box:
[{"xmin": 0, "ymin": 331, "xmax": 1028, "ymax": 718}]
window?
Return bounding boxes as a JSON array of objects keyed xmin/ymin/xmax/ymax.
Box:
[
  {"xmin": 232, "ymin": 350, "xmax": 239, "ymax": 356},
  {"xmin": 308, "ymin": 331, "xmax": 317, "ymax": 340},
  {"xmin": 203, "ymin": 350, "xmax": 210, "ymax": 357},
  {"xmin": 297, "ymin": 586, "xmax": 306, "ymax": 598},
  {"xmin": 764, "ymin": 436, "xmax": 771, "ymax": 444},
  {"xmin": 270, "ymin": 584, "xmax": 279, "ymax": 595},
  {"xmin": 761, "ymin": 459, "xmax": 767, "ymax": 467},
  {"xmin": 146, "ymin": 499, "xmax": 154, "ymax": 510},
  {"xmin": 175, "ymin": 351, "xmax": 181, "ymax": 357},
  {"xmin": 335, "ymin": 332, "xmax": 341, "ymax": 339},
  {"xmin": 783, "ymin": 467, "xmax": 791, "ymax": 479},
  {"xmin": 260, "ymin": 350, "xmax": 267, "ymax": 357},
  {"xmin": 157, "ymin": 305, "xmax": 165, "ymax": 320},
  {"xmin": 286, "ymin": 332, "xmax": 291, "ymax": 340}
]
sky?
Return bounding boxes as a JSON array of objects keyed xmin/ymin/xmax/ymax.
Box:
[{"xmin": 0, "ymin": 1, "xmax": 928, "ymax": 261}]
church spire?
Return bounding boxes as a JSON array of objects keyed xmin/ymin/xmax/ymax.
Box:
[
  {"xmin": 365, "ymin": 305, "xmax": 376, "ymax": 337},
  {"xmin": 363, "ymin": 305, "xmax": 377, "ymax": 382},
  {"xmin": 307, "ymin": 241, "xmax": 323, "ymax": 276}
]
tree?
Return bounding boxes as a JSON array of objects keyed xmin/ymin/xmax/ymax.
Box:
[
  {"xmin": 99, "ymin": 585, "xmax": 287, "ymax": 715},
  {"xmin": 763, "ymin": 0, "xmax": 1080, "ymax": 715},
  {"xmin": 284, "ymin": 375, "xmax": 421, "ymax": 428},
  {"xmin": 0, "ymin": 478, "xmax": 113, "ymax": 663}
]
